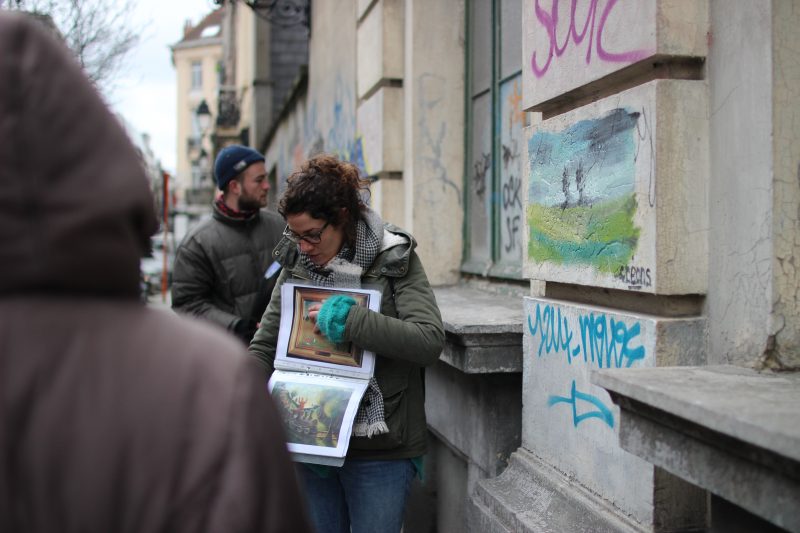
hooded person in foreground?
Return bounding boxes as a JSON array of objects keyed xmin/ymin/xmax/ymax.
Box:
[{"xmin": 0, "ymin": 12, "xmax": 311, "ymax": 533}]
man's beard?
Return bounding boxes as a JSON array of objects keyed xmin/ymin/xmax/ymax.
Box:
[{"xmin": 237, "ymin": 192, "xmax": 265, "ymax": 212}]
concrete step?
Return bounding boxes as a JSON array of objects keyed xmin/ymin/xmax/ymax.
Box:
[{"xmin": 468, "ymin": 448, "xmax": 646, "ymax": 533}]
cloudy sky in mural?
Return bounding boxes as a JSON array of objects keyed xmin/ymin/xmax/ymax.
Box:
[{"xmin": 528, "ymin": 108, "xmax": 640, "ymax": 207}]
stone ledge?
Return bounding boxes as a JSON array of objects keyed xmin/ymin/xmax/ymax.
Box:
[
  {"xmin": 593, "ymin": 365, "xmax": 800, "ymax": 532},
  {"xmin": 468, "ymin": 447, "xmax": 646, "ymax": 533},
  {"xmin": 433, "ymin": 286, "xmax": 523, "ymax": 374},
  {"xmin": 425, "ymin": 363, "xmax": 522, "ymax": 478}
]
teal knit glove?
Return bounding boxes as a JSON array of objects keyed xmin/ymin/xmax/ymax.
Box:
[{"xmin": 316, "ymin": 295, "xmax": 356, "ymax": 343}]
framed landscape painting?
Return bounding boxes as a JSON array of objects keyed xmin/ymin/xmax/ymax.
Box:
[
  {"xmin": 268, "ymin": 371, "xmax": 368, "ymax": 461},
  {"xmin": 275, "ymin": 283, "xmax": 381, "ymax": 379}
]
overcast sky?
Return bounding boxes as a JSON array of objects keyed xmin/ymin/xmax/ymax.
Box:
[{"xmin": 108, "ymin": 0, "xmax": 218, "ymax": 173}]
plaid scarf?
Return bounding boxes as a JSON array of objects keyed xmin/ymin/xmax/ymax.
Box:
[
  {"xmin": 352, "ymin": 378, "xmax": 389, "ymax": 438},
  {"xmin": 299, "ymin": 209, "xmax": 389, "ymax": 438},
  {"xmin": 301, "ymin": 212, "xmax": 381, "ymax": 288}
]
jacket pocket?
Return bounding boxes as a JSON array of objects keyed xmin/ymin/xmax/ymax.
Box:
[{"xmin": 348, "ymin": 374, "xmax": 408, "ymax": 451}]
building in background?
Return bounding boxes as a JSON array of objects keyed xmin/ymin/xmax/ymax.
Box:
[
  {"xmin": 171, "ymin": 8, "xmax": 224, "ymax": 213},
  {"xmin": 216, "ymin": 1, "xmax": 308, "ymax": 157},
  {"xmin": 221, "ymin": 1, "xmax": 800, "ymax": 532},
  {"xmin": 117, "ymin": 114, "xmax": 166, "ymax": 214},
  {"xmin": 172, "ymin": 2, "xmax": 308, "ymax": 216}
]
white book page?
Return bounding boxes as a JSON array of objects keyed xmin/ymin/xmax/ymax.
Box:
[
  {"xmin": 268, "ymin": 370, "xmax": 368, "ymax": 459},
  {"xmin": 275, "ymin": 282, "xmax": 381, "ymax": 379}
]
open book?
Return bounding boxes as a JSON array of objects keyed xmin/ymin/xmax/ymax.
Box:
[{"xmin": 268, "ymin": 282, "xmax": 382, "ymax": 466}]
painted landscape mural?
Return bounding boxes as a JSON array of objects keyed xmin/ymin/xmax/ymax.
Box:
[{"xmin": 527, "ymin": 108, "xmax": 641, "ymax": 274}]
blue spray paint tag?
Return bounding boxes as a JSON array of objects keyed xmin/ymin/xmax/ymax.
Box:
[{"xmin": 264, "ymin": 261, "xmax": 281, "ymax": 279}]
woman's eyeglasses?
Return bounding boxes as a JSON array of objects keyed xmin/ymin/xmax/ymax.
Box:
[{"xmin": 282, "ymin": 221, "xmax": 329, "ymax": 244}]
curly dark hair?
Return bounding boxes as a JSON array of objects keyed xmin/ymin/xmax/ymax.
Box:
[{"xmin": 279, "ymin": 154, "xmax": 371, "ymax": 246}]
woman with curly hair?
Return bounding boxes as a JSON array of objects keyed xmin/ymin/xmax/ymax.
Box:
[{"xmin": 249, "ymin": 154, "xmax": 444, "ymax": 533}]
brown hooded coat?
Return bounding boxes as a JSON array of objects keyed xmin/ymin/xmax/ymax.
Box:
[{"xmin": 0, "ymin": 12, "xmax": 311, "ymax": 533}]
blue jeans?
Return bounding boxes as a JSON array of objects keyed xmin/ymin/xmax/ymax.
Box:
[{"xmin": 297, "ymin": 459, "xmax": 415, "ymax": 533}]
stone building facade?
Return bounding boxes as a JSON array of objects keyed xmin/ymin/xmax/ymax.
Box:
[{"xmin": 256, "ymin": 1, "xmax": 799, "ymax": 531}]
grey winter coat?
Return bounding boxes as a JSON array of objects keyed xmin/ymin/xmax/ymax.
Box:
[
  {"xmin": 171, "ymin": 203, "xmax": 284, "ymax": 335},
  {"xmin": 249, "ymin": 224, "xmax": 445, "ymax": 460},
  {"xmin": 0, "ymin": 13, "xmax": 311, "ymax": 532}
]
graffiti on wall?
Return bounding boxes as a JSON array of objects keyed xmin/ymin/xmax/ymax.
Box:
[
  {"xmin": 548, "ymin": 380, "xmax": 614, "ymax": 428},
  {"xmin": 270, "ymin": 73, "xmax": 367, "ymax": 192},
  {"xmin": 527, "ymin": 300, "xmax": 648, "ymax": 428},
  {"xmin": 472, "ymin": 153, "xmax": 490, "ymax": 199},
  {"xmin": 501, "ymin": 142, "xmax": 522, "ymax": 255},
  {"xmin": 527, "ymin": 107, "xmax": 644, "ymax": 275},
  {"xmin": 418, "ymin": 73, "xmax": 461, "ymax": 204},
  {"xmin": 324, "ymin": 74, "xmax": 367, "ymax": 173},
  {"xmin": 499, "ymin": 77, "xmax": 525, "ymax": 260},
  {"xmin": 529, "ymin": 0, "xmax": 652, "ymax": 79}
]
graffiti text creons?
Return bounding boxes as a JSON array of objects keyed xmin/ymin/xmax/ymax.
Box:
[{"xmin": 614, "ymin": 264, "xmax": 652, "ymax": 289}]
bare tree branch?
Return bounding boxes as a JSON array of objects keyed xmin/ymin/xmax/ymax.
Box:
[{"xmin": 4, "ymin": 0, "xmax": 140, "ymax": 94}]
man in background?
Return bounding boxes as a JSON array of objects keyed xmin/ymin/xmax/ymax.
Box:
[
  {"xmin": 0, "ymin": 12, "xmax": 310, "ymax": 532},
  {"xmin": 172, "ymin": 144, "xmax": 284, "ymax": 344}
]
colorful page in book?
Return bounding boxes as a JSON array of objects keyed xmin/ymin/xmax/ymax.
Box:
[
  {"xmin": 275, "ymin": 282, "xmax": 382, "ymax": 380},
  {"xmin": 268, "ymin": 370, "xmax": 369, "ymax": 464}
]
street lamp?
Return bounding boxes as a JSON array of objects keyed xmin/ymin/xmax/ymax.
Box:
[{"xmin": 195, "ymin": 99, "xmax": 212, "ymax": 132}]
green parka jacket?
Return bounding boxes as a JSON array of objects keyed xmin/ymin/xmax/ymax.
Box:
[{"xmin": 249, "ymin": 223, "xmax": 445, "ymax": 460}]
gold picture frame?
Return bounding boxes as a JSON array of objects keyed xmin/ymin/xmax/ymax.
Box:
[{"xmin": 286, "ymin": 286, "xmax": 370, "ymax": 368}]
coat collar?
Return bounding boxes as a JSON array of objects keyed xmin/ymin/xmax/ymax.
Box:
[{"xmin": 212, "ymin": 200, "xmax": 261, "ymax": 227}]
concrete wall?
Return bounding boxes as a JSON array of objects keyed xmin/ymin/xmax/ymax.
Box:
[
  {"xmin": 523, "ymin": 0, "xmax": 708, "ymax": 111},
  {"xmin": 523, "ymin": 297, "xmax": 705, "ymax": 523},
  {"xmin": 427, "ymin": 361, "xmax": 522, "ymax": 533},
  {"xmin": 707, "ymin": 0, "xmax": 800, "ymax": 369},
  {"xmin": 307, "ymin": 1, "xmax": 358, "ymax": 163},
  {"xmin": 502, "ymin": 0, "xmax": 714, "ymax": 530},
  {"xmin": 267, "ymin": 23, "xmax": 309, "ymax": 131},
  {"xmin": 771, "ymin": 0, "xmax": 800, "ymax": 369},
  {"xmin": 252, "ymin": 1, "xmax": 800, "ymax": 531},
  {"xmin": 257, "ymin": 0, "xmax": 465, "ymax": 285},
  {"xmin": 260, "ymin": 0, "xmax": 357, "ymax": 184},
  {"xmin": 524, "ymin": 80, "xmax": 708, "ymax": 294},
  {"xmin": 263, "ymin": 89, "xmax": 308, "ymax": 200},
  {"xmin": 353, "ymin": 0, "xmax": 406, "ymax": 229},
  {"xmin": 356, "ymin": 0, "xmax": 403, "ymax": 98},
  {"xmin": 357, "ymin": 86, "xmax": 405, "ymax": 225},
  {"xmin": 402, "ymin": 0, "xmax": 465, "ymax": 284}
]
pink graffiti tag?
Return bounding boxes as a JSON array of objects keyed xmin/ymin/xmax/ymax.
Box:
[{"xmin": 530, "ymin": 0, "xmax": 652, "ymax": 79}]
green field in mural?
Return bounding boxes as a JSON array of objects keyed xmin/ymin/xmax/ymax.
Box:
[
  {"xmin": 527, "ymin": 108, "xmax": 643, "ymax": 273},
  {"xmin": 527, "ymin": 193, "xmax": 639, "ymax": 274}
]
